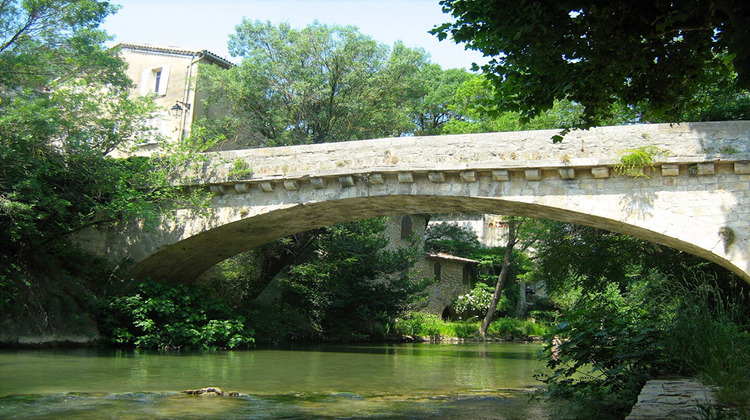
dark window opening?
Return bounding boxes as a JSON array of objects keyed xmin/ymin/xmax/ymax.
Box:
[{"xmin": 400, "ymin": 215, "xmax": 413, "ymax": 239}]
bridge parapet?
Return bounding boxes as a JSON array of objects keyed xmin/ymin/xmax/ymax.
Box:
[{"xmin": 185, "ymin": 121, "xmax": 750, "ymax": 194}]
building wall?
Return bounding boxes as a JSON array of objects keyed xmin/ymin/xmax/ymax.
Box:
[
  {"xmin": 428, "ymin": 213, "xmax": 509, "ymax": 248},
  {"xmin": 120, "ymin": 47, "xmax": 197, "ymax": 144},
  {"xmin": 415, "ymin": 257, "xmax": 471, "ymax": 317},
  {"xmin": 385, "ymin": 215, "xmax": 472, "ymax": 317}
]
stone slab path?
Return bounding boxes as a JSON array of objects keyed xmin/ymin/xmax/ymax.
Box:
[{"xmin": 626, "ymin": 379, "xmax": 717, "ymax": 419}]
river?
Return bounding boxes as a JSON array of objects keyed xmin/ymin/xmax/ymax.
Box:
[{"xmin": 0, "ymin": 342, "xmax": 559, "ymax": 419}]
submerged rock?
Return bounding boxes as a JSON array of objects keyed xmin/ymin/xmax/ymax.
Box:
[{"xmin": 180, "ymin": 387, "xmax": 241, "ymax": 397}]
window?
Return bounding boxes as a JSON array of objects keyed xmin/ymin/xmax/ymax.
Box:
[
  {"xmin": 153, "ymin": 69, "xmax": 162, "ymax": 93},
  {"xmin": 462, "ymin": 265, "xmax": 471, "ymax": 285},
  {"xmin": 433, "ymin": 262, "xmax": 442, "ymax": 281},
  {"xmin": 140, "ymin": 65, "xmax": 170, "ymax": 96},
  {"xmin": 400, "ymin": 215, "xmax": 413, "ymax": 240}
]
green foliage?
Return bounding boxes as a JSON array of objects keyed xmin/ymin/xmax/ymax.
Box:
[
  {"xmin": 614, "ymin": 146, "xmax": 669, "ymax": 177},
  {"xmin": 197, "ymin": 21, "xmax": 435, "ymax": 147},
  {"xmin": 425, "ymin": 222, "xmax": 481, "ymax": 257},
  {"xmin": 488, "ymin": 317, "xmax": 548, "ymax": 340},
  {"xmin": 102, "ymin": 280, "xmax": 254, "ymax": 350},
  {"xmin": 393, "ymin": 313, "xmax": 547, "ymax": 341},
  {"xmin": 432, "ymin": 0, "xmax": 750, "ymax": 129},
  {"xmin": 536, "ymin": 283, "xmax": 670, "ymax": 418},
  {"xmin": 276, "ymin": 218, "xmax": 424, "ymax": 341},
  {"xmin": 453, "ymin": 282, "xmax": 508, "ymax": 321},
  {"xmin": 0, "ymin": 0, "xmax": 214, "ymax": 314},
  {"xmin": 228, "ymin": 158, "xmax": 253, "ymax": 178},
  {"xmin": 663, "ymin": 276, "xmax": 750, "ymax": 410},
  {"xmin": 394, "ymin": 313, "xmax": 445, "ymax": 339}
]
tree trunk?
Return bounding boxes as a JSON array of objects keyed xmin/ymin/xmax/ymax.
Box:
[
  {"xmin": 479, "ymin": 218, "xmax": 519, "ymax": 336},
  {"xmin": 516, "ymin": 280, "xmax": 526, "ymax": 318}
]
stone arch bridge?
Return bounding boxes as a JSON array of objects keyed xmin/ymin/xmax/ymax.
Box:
[{"xmin": 89, "ymin": 121, "xmax": 750, "ymax": 284}]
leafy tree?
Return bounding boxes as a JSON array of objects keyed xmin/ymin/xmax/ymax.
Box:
[
  {"xmin": 432, "ymin": 0, "xmax": 750, "ymax": 130},
  {"xmin": 197, "ymin": 21, "xmax": 433, "ymax": 147},
  {"xmin": 425, "ymin": 222, "xmax": 481, "ymax": 257},
  {"xmin": 409, "ymin": 66, "xmax": 472, "ymax": 135},
  {"xmin": 277, "ymin": 218, "xmax": 424, "ymax": 341},
  {"xmin": 0, "ymin": 1, "xmax": 207, "ymax": 316}
]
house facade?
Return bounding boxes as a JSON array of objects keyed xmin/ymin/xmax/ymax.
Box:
[
  {"xmin": 117, "ymin": 43, "xmax": 233, "ymax": 149},
  {"xmin": 386, "ymin": 215, "xmax": 476, "ymax": 317}
]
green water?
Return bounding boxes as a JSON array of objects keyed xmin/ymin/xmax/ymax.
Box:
[{"xmin": 0, "ymin": 342, "xmax": 558, "ymax": 419}]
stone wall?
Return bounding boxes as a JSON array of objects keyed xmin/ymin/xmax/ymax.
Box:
[{"xmin": 82, "ymin": 121, "xmax": 750, "ymax": 284}]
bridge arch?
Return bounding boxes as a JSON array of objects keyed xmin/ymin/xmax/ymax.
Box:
[{"xmin": 95, "ymin": 121, "xmax": 750, "ymax": 283}]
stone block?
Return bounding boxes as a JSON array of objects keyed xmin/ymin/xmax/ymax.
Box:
[
  {"xmin": 661, "ymin": 164, "xmax": 679, "ymax": 176},
  {"xmin": 592, "ymin": 167, "xmax": 610, "ymax": 178},
  {"xmin": 524, "ymin": 169, "xmax": 541, "ymax": 181},
  {"xmin": 310, "ymin": 177, "xmax": 326, "ymax": 188},
  {"xmin": 398, "ymin": 172, "xmax": 414, "ymax": 183},
  {"xmin": 492, "ymin": 170, "xmax": 509, "ymax": 181},
  {"xmin": 697, "ymin": 163, "xmax": 715, "ymax": 175},
  {"xmin": 234, "ymin": 183, "xmax": 251, "ymax": 194},
  {"xmin": 558, "ymin": 168, "xmax": 575, "ymax": 179},
  {"xmin": 339, "ymin": 176, "xmax": 355, "ymax": 187},
  {"xmin": 283, "ymin": 180, "xmax": 298, "ymax": 191},
  {"xmin": 428, "ymin": 172, "xmax": 445, "ymax": 183},
  {"xmin": 259, "ymin": 181, "xmax": 274, "ymax": 192},
  {"xmin": 735, "ymin": 162, "xmax": 750, "ymax": 174},
  {"xmin": 460, "ymin": 171, "xmax": 476, "ymax": 182},
  {"xmin": 368, "ymin": 173, "xmax": 385, "ymax": 184}
]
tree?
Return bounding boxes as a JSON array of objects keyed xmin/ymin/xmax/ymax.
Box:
[
  {"xmin": 479, "ymin": 217, "xmax": 520, "ymax": 336},
  {"xmin": 197, "ymin": 21, "xmax": 433, "ymax": 147},
  {"xmin": 432, "ymin": 0, "xmax": 750, "ymax": 131},
  {"xmin": 276, "ymin": 218, "xmax": 423, "ymax": 340},
  {"xmin": 0, "ymin": 1, "xmax": 204, "ymax": 313}
]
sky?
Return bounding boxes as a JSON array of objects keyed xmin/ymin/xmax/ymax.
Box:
[{"xmin": 101, "ymin": 0, "xmax": 487, "ymax": 70}]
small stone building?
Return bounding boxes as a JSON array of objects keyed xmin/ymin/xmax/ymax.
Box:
[{"xmin": 385, "ymin": 215, "xmax": 477, "ymax": 317}]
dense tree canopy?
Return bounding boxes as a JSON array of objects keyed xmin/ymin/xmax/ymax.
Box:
[
  {"xmin": 197, "ymin": 21, "xmax": 440, "ymax": 147},
  {"xmin": 0, "ymin": 1, "xmax": 202, "ymax": 308},
  {"xmin": 432, "ymin": 0, "xmax": 750, "ymax": 130}
]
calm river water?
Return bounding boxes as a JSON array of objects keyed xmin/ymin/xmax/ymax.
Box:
[{"xmin": 0, "ymin": 342, "xmax": 559, "ymax": 419}]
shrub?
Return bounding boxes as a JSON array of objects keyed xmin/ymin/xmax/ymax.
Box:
[
  {"xmin": 101, "ymin": 280, "xmax": 255, "ymax": 350},
  {"xmin": 394, "ymin": 313, "xmax": 443, "ymax": 339},
  {"xmin": 453, "ymin": 283, "xmax": 509, "ymax": 320},
  {"xmin": 451, "ymin": 321, "xmax": 480, "ymax": 339}
]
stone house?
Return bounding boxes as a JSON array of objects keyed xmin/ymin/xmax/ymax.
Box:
[
  {"xmin": 386, "ymin": 215, "xmax": 477, "ymax": 318},
  {"xmin": 117, "ymin": 43, "xmax": 233, "ymax": 149}
]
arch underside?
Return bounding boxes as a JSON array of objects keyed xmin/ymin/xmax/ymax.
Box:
[{"xmin": 128, "ymin": 194, "xmax": 747, "ymax": 284}]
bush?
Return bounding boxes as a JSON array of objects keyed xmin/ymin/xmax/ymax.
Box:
[
  {"xmin": 663, "ymin": 277, "xmax": 750, "ymax": 411},
  {"xmin": 394, "ymin": 313, "xmax": 444, "ymax": 339},
  {"xmin": 451, "ymin": 321, "xmax": 480, "ymax": 339},
  {"xmin": 453, "ymin": 283, "xmax": 509, "ymax": 320},
  {"xmin": 101, "ymin": 280, "xmax": 255, "ymax": 350},
  {"xmin": 535, "ymin": 283, "xmax": 668, "ymax": 419}
]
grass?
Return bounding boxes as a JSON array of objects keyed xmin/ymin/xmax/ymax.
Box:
[{"xmin": 394, "ymin": 313, "xmax": 551, "ymax": 341}]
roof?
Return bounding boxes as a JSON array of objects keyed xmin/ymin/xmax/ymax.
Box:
[
  {"xmin": 116, "ymin": 43, "xmax": 235, "ymax": 69},
  {"xmin": 426, "ymin": 252, "xmax": 479, "ymax": 264}
]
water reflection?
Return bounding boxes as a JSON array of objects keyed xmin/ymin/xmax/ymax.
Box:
[{"xmin": 0, "ymin": 342, "xmax": 555, "ymax": 419}]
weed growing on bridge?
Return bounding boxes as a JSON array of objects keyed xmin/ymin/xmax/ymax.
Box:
[
  {"xmin": 614, "ymin": 146, "xmax": 669, "ymax": 178},
  {"xmin": 228, "ymin": 159, "xmax": 253, "ymax": 178}
]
